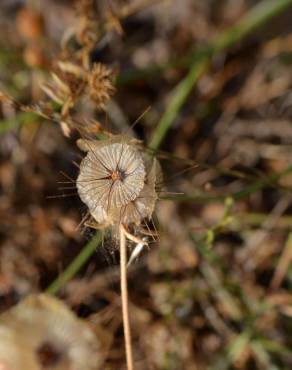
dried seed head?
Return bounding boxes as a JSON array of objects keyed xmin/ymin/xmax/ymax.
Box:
[
  {"xmin": 0, "ymin": 294, "xmax": 105, "ymax": 370},
  {"xmin": 88, "ymin": 63, "xmax": 115, "ymax": 110},
  {"xmin": 43, "ymin": 62, "xmax": 85, "ymax": 101},
  {"xmin": 75, "ymin": 0, "xmax": 99, "ymax": 48},
  {"xmin": 77, "ymin": 140, "xmax": 145, "ymax": 210},
  {"xmin": 77, "ymin": 135, "xmax": 161, "ymax": 229}
]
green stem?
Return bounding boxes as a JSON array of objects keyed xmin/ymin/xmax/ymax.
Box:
[
  {"xmin": 46, "ymin": 231, "xmax": 102, "ymax": 295},
  {"xmin": 149, "ymin": 0, "xmax": 292, "ymax": 150}
]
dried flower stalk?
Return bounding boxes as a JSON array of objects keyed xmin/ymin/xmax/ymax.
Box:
[
  {"xmin": 120, "ymin": 224, "xmax": 134, "ymax": 370},
  {"xmin": 76, "ymin": 134, "xmax": 162, "ymax": 370}
]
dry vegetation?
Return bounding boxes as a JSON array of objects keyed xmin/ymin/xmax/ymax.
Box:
[{"xmin": 1, "ymin": 0, "xmax": 292, "ymax": 369}]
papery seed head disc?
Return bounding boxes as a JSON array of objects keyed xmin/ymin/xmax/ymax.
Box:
[
  {"xmin": 117, "ymin": 184, "xmax": 157, "ymax": 225},
  {"xmin": 89, "ymin": 204, "xmax": 108, "ymax": 225},
  {"xmin": 132, "ymin": 158, "xmax": 159, "ymax": 220},
  {"xmin": 108, "ymin": 157, "xmax": 159, "ymax": 225},
  {"xmin": 77, "ymin": 140, "xmax": 146, "ymax": 222}
]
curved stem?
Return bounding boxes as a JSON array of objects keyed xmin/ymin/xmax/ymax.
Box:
[
  {"xmin": 120, "ymin": 224, "xmax": 134, "ymax": 370},
  {"xmin": 46, "ymin": 231, "xmax": 102, "ymax": 295}
]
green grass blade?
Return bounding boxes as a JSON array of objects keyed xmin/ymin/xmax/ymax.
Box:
[
  {"xmin": 46, "ymin": 231, "xmax": 102, "ymax": 295},
  {"xmin": 161, "ymin": 165, "xmax": 292, "ymax": 203},
  {"xmin": 149, "ymin": 0, "xmax": 292, "ymax": 150}
]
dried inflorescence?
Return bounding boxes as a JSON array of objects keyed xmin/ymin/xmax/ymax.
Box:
[
  {"xmin": 76, "ymin": 134, "xmax": 162, "ymax": 233},
  {"xmin": 41, "ymin": 0, "xmax": 116, "ymax": 121},
  {"xmin": 0, "ymin": 294, "xmax": 105, "ymax": 370},
  {"xmin": 88, "ymin": 63, "xmax": 116, "ymax": 110},
  {"xmin": 42, "ymin": 61, "xmax": 115, "ymax": 116},
  {"xmin": 75, "ymin": 0, "xmax": 100, "ymax": 49},
  {"xmin": 42, "ymin": 63, "xmax": 85, "ymax": 111},
  {"xmin": 40, "ymin": 59, "xmax": 115, "ymax": 138}
]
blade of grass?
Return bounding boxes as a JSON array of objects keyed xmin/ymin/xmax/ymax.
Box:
[
  {"xmin": 200, "ymin": 262, "xmax": 243, "ymax": 320},
  {"xmin": 227, "ymin": 331, "xmax": 251, "ymax": 364},
  {"xmin": 257, "ymin": 338, "xmax": 292, "ymax": 358},
  {"xmin": 149, "ymin": 0, "xmax": 292, "ymax": 150},
  {"xmin": 251, "ymin": 340, "xmax": 280, "ymax": 370},
  {"xmin": 240, "ymin": 212, "xmax": 292, "ymax": 228},
  {"xmin": 161, "ymin": 165, "xmax": 292, "ymax": 203},
  {"xmin": 46, "ymin": 231, "xmax": 102, "ymax": 295},
  {"xmin": 271, "ymin": 232, "xmax": 292, "ymax": 289}
]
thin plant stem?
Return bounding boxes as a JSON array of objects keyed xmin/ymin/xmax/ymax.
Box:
[
  {"xmin": 46, "ymin": 231, "xmax": 102, "ymax": 295},
  {"xmin": 120, "ymin": 224, "xmax": 134, "ymax": 370},
  {"xmin": 149, "ymin": 0, "xmax": 292, "ymax": 150}
]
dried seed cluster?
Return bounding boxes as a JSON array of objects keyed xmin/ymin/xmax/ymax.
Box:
[
  {"xmin": 41, "ymin": 1, "xmax": 116, "ymax": 123},
  {"xmin": 75, "ymin": 0, "xmax": 100, "ymax": 49},
  {"xmin": 42, "ymin": 61, "xmax": 115, "ymax": 118},
  {"xmin": 88, "ymin": 63, "xmax": 116, "ymax": 110},
  {"xmin": 77, "ymin": 135, "xmax": 161, "ymax": 230}
]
